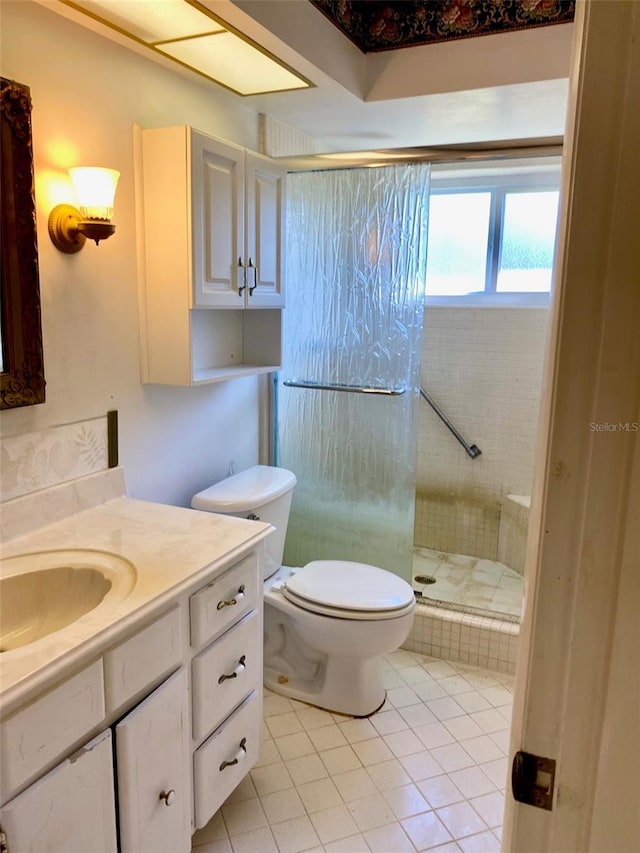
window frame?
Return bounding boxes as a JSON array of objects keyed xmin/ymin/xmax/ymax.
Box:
[{"xmin": 426, "ymin": 168, "xmax": 561, "ymax": 307}]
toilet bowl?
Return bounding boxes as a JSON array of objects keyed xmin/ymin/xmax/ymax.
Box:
[{"xmin": 192, "ymin": 465, "xmax": 415, "ymax": 716}]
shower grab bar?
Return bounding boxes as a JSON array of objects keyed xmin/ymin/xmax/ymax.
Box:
[
  {"xmin": 420, "ymin": 386, "xmax": 482, "ymax": 459},
  {"xmin": 283, "ymin": 379, "xmax": 407, "ymax": 396}
]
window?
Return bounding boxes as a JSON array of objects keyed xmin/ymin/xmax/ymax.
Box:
[{"xmin": 426, "ymin": 158, "xmax": 561, "ymax": 305}]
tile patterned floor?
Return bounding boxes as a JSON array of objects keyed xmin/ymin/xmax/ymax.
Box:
[
  {"xmin": 192, "ymin": 651, "xmax": 513, "ymax": 853},
  {"xmin": 413, "ymin": 548, "xmax": 523, "ymax": 620}
]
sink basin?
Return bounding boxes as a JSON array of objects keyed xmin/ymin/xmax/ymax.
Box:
[{"xmin": 0, "ymin": 550, "xmax": 136, "ymax": 653}]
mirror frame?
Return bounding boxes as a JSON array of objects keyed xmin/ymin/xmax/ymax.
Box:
[{"xmin": 1, "ymin": 76, "xmax": 45, "ymax": 409}]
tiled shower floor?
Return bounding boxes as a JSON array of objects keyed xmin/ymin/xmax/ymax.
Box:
[
  {"xmin": 192, "ymin": 650, "xmax": 512, "ymax": 853},
  {"xmin": 413, "ymin": 548, "xmax": 523, "ymax": 620}
]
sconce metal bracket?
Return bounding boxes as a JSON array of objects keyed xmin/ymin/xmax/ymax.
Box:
[
  {"xmin": 47, "ymin": 203, "xmax": 86, "ymax": 253},
  {"xmin": 48, "ymin": 204, "xmax": 116, "ymax": 252}
]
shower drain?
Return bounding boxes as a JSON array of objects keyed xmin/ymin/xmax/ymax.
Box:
[{"xmin": 415, "ymin": 574, "xmax": 436, "ymax": 585}]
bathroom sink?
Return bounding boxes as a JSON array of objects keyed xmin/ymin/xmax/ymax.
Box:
[{"xmin": 0, "ymin": 550, "xmax": 136, "ymax": 653}]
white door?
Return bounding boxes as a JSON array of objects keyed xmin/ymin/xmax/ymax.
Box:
[
  {"xmin": 116, "ymin": 669, "xmax": 191, "ymax": 853},
  {"xmin": 503, "ymin": 1, "xmax": 640, "ymax": 851},
  {"xmin": 0, "ymin": 730, "xmax": 117, "ymax": 853},
  {"xmin": 192, "ymin": 132, "xmax": 245, "ymax": 308},
  {"xmin": 245, "ymin": 151, "xmax": 286, "ymax": 308}
]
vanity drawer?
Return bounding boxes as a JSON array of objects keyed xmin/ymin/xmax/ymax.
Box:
[
  {"xmin": 104, "ymin": 607, "xmax": 182, "ymax": 715},
  {"xmin": 192, "ymin": 609, "xmax": 261, "ymax": 741},
  {"xmin": 190, "ymin": 552, "xmax": 258, "ymax": 647},
  {"xmin": 0, "ymin": 659, "xmax": 105, "ymax": 802},
  {"xmin": 193, "ymin": 690, "xmax": 261, "ymax": 830}
]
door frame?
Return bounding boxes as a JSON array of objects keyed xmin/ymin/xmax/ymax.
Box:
[{"xmin": 503, "ymin": 1, "xmax": 640, "ymax": 850}]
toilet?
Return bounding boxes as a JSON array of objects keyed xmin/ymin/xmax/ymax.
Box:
[{"xmin": 192, "ymin": 465, "xmax": 415, "ymax": 716}]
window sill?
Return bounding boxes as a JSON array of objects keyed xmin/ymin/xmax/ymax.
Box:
[{"xmin": 425, "ymin": 293, "xmax": 551, "ymax": 308}]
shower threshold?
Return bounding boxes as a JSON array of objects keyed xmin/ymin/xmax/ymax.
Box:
[{"xmin": 405, "ymin": 547, "xmax": 522, "ymax": 674}]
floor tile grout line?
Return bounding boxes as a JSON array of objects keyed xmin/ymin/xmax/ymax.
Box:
[{"xmin": 193, "ymin": 651, "xmax": 512, "ymax": 852}]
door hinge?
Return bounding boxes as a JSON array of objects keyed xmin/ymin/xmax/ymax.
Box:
[{"xmin": 512, "ymin": 750, "xmax": 556, "ymax": 811}]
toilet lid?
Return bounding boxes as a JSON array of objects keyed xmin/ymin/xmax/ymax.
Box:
[
  {"xmin": 283, "ymin": 560, "xmax": 414, "ymax": 614},
  {"xmin": 192, "ymin": 466, "xmax": 296, "ymax": 513}
]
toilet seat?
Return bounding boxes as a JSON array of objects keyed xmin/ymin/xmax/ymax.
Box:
[{"xmin": 283, "ymin": 560, "xmax": 415, "ymax": 621}]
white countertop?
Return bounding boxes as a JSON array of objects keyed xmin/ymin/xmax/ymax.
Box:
[{"xmin": 0, "ymin": 495, "xmax": 272, "ymax": 713}]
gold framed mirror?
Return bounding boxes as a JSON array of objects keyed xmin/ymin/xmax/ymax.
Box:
[{"xmin": 1, "ymin": 76, "xmax": 45, "ymax": 409}]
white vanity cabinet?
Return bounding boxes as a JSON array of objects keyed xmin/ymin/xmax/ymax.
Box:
[
  {"xmin": 188, "ymin": 552, "xmax": 263, "ymax": 830},
  {"xmin": 0, "ymin": 669, "xmax": 191, "ymax": 853},
  {"xmin": 139, "ymin": 125, "xmax": 286, "ymax": 386},
  {"xmin": 0, "ymin": 547, "xmax": 264, "ymax": 852},
  {"xmin": 194, "ymin": 690, "xmax": 261, "ymax": 828},
  {"xmin": 116, "ymin": 669, "xmax": 191, "ymax": 853},
  {"xmin": 0, "ymin": 730, "xmax": 117, "ymax": 853}
]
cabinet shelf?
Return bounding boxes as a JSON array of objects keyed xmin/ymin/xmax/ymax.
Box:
[{"xmin": 192, "ymin": 365, "xmax": 279, "ymax": 385}]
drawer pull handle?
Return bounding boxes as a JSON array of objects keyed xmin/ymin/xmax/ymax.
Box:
[
  {"xmin": 217, "ymin": 585, "xmax": 245, "ymax": 610},
  {"xmin": 219, "ymin": 737, "xmax": 247, "ymax": 771},
  {"xmin": 159, "ymin": 789, "xmax": 175, "ymax": 806},
  {"xmin": 218, "ymin": 655, "xmax": 247, "ymax": 684}
]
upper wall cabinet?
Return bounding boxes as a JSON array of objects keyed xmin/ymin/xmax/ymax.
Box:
[
  {"xmin": 138, "ymin": 126, "xmax": 286, "ymax": 386},
  {"xmin": 190, "ymin": 133, "xmax": 285, "ymax": 309}
]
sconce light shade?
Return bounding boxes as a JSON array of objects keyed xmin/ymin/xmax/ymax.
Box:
[
  {"xmin": 48, "ymin": 166, "xmax": 120, "ymax": 253},
  {"xmin": 69, "ymin": 167, "xmax": 119, "ymax": 220}
]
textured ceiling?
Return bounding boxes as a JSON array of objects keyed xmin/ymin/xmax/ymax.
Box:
[{"xmin": 310, "ymin": 1, "xmax": 575, "ymax": 53}]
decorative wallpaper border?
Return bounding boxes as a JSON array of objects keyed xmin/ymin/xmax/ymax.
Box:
[
  {"xmin": 1, "ymin": 416, "xmax": 109, "ymax": 502},
  {"xmin": 311, "ymin": 0, "xmax": 575, "ymax": 53}
]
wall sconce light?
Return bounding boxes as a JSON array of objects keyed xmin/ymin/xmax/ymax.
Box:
[{"xmin": 48, "ymin": 166, "xmax": 120, "ymax": 254}]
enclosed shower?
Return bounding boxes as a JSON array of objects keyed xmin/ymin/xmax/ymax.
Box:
[
  {"xmin": 276, "ymin": 164, "xmax": 430, "ymax": 585},
  {"xmin": 274, "ymin": 160, "xmax": 546, "ymax": 642}
]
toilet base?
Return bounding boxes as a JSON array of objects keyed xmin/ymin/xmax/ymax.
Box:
[{"xmin": 264, "ymin": 654, "xmax": 387, "ymax": 717}]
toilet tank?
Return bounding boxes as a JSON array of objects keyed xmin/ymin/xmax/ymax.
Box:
[{"xmin": 191, "ymin": 466, "xmax": 297, "ymax": 580}]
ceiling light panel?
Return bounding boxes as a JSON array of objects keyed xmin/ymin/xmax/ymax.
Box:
[
  {"xmin": 156, "ymin": 31, "xmax": 310, "ymax": 95},
  {"xmin": 68, "ymin": 0, "xmax": 221, "ymax": 43},
  {"xmin": 61, "ymin": 0, "xmax": 312, "ymax": 95}
]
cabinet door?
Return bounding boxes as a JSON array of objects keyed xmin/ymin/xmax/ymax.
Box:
[
  {"xmin": 0, "ymin": 730, "xmax": 117, "ymax": 853},
  {"xmin": 192, "ymin": 133, "xmax": 245, "ymax": 308},
  {"xmin": 115, "ymin": 669, "xmax": 191, "ymax": 853},
  {"xmin": 245, "ymin": 152, "xmax": 286, "ymax": 308}
]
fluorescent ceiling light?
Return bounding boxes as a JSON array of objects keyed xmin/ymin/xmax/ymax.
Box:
[
  {"xmin": 157, "ymin": 32, "xmax": 308, "ymax": 96},
  {"xmin": 61, "ymin": 0, "xmax": 312, "ymax": 95},
  {"xmin": 69, "ymin": 0, "xmax": 222, "ymax": 42}
]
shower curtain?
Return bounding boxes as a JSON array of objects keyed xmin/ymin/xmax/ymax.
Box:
[{"xmin": 276, "ymin": 164, "xmax": 430, "ymax": 582}]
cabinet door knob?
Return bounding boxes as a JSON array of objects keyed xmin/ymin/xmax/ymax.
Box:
[
  {"xmin": 217, "ymin": 585, "xmax": 245, "ymax": 610},
  {"xmin": 159, "ymin": 789, "xmax": 176, "ymax": 806},
  {"xmin": 219, "ymin": 737, "xmax": 247, "ymax": 771},
  {"xmin": 218, "ymin": 655, "xmax": 247, "ymax": 683}
]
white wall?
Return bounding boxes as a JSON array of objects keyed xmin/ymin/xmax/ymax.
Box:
[
  {"xmin": 415, "ymin": 306, "xmax": 549, "ymax": 559},
  {"xmin": 0, "ymin": 0, "xmax": 264, "ymax": 507}
]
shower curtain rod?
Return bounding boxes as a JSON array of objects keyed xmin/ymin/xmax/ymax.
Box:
[{"xmin": 283, "ymin": 138, "xmax": 563, "ymax": 173}]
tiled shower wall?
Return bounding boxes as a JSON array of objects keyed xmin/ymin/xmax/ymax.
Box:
[{"xmin": 415, "ymin": 307, "xmax": 548, "ymax": 560}]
